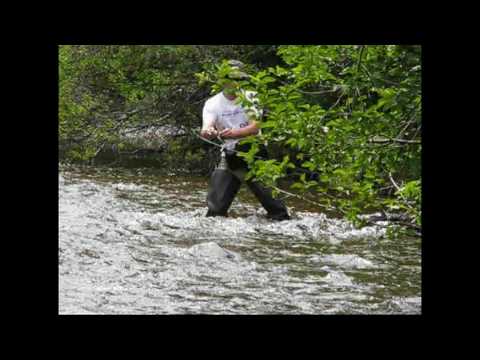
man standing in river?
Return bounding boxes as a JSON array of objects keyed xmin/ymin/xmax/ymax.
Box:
[{"xmin": 200, "ymin": 60, "xmax": 290, "ymax": 220}]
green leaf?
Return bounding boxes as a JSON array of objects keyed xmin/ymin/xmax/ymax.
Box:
[
  {"xmin": 302, "ymin": 161, "xmax": 316, "ymax": 171},
  {"xmin": 260, "ymin": 121, "xmax": 276, "ymax": 128}
]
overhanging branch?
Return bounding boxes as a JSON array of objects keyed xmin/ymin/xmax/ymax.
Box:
[{"xmin": 368, "ymin": 136, "xmax": 421, "ymax": 145}]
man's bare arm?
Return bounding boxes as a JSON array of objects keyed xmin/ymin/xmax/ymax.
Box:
[{"xmin": 219, "ymin": 121, "xmax": 259, "ymax": 139}]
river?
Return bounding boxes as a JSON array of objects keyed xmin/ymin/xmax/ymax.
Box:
[{"xmin": 59, "ymin": 164, "xmax": 421, "ymax": 314}]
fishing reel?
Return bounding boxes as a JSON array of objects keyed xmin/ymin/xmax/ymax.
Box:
[{"xmin": 217, "ymin": 150, "xmax": 228, "ymax": 170}]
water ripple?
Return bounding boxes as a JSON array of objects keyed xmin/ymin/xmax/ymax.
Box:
[{"xmin": 59, "ymin": 166, "xmax": 421, "ymax": 314}]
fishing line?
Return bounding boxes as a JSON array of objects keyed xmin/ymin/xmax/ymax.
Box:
[
  {"xmin": 189, "ymin": 128, "xmax": 337, "ymax": 211},
  {"xmin": 189, "ymin": 127, "xmax": 267, "ymax": 161}
]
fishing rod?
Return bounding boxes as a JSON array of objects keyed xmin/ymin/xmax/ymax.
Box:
[
  {"xmin": 189, "ymin": 127, "xmax": 268, "ymax": 161},
  {"xmin": 190, "ymin": 127, "xmax": 326, "ymax": 182},
  {"xmin": 189, "ymin": 127, "xmax": 341, "ymax": 213}
]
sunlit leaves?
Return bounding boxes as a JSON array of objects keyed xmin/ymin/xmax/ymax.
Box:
[{"xmin": 240, "ymin": 45, "xmax": 421, "ymax": 229}]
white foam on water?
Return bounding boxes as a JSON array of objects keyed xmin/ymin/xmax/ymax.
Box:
[
  {"xmin": 314, "ymin": 254, "xmax": 377, "ymax": 269},
  {"xmin": 322, "ymin": 270, "xmax": 354, "ymax": 286},
  {"xmin": 59, "ymin": 168, "xmax": 420, "ymax": 315},
  {"xmin": 188, "ymin": 241, "xmax": 241, "ymax": 261}
]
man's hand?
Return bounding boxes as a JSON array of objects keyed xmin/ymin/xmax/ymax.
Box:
[
  {"xmin": 219, "ymin": 128, "xmax": 239, "ymax": 139},
  {"xmin": 220, "ymin": 122, "xmax": 259, "ymax": 139},
  {"xmin": 200, "ymin": 128, "xmax": 218, "ymax": 139}
]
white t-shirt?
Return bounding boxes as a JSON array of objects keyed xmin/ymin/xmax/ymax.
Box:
[{"xmin": 202, "ymin": 90, "xmax": 262, "ymax": 150}]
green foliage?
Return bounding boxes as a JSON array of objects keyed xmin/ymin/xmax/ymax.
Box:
[
  {"xmin": 59, "ymin": 44, "xmax": 421, "ymax": 232},
  {"xmin": 59, "ymin": 45, "xmax": 276, "ymax": 164},
  {"xmin": 234, "ymin": 45, "xmax": 422, "ymax": 229}
]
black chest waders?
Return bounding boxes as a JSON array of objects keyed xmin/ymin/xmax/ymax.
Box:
[
  {"xmin": 206, "ymin": 149, "xmax": 241, "ymax": 217},
  {"xmin": 206, "ymin": 143, "xmax": 290, "ymax": 220}
]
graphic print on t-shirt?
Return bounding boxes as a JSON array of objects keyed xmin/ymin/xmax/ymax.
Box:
[
  {"xmin": 202, "ymin": 90, "xmax": 261, "ymax": 150},
  {"xmin": 216, "ymin": 104, "xmax": 250, "ymax": 134}
]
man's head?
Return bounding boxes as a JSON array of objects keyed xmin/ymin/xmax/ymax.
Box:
[
  {"xmin": 225, "ymin": 60, "xmax": 249, "ymax": 81},
  {"xmin": 220, "ymin": 60, "xmax": 249, "ymax": 98}
]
